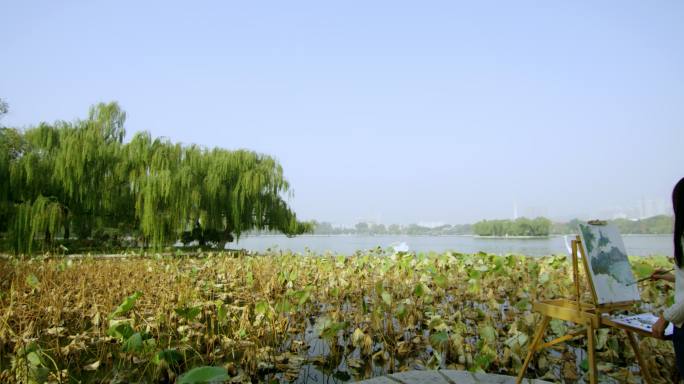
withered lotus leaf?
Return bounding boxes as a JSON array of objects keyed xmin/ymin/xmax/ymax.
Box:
[{"xmin": 0, "ymin": 251, "xmax": 677, "ymax": 383}]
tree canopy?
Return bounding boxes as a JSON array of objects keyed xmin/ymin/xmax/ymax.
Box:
[
  {"xmin": 552, "ymin": 215, "xmax": 673, "ymax": 235},
  {"xmin": 472, "ymin": 217, "xmax": 552, "ymax": 237},
  {"xmin": 0, "ymin": 102, "xmax": 311, "ymax": 254}
]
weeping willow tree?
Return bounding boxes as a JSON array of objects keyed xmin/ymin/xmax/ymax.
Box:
[
  {"xmin": 11, "ymin": 196, "xmax": 64, "ymax": 254},
  {"xmin": 124, "ymin": 133, "xmax": 311, "ymax": 248},
  {"xmin": 52, "ymin": 103, "xmax": 130, "ymax": 239},
  {"xmin": 0, "ymin": 102, "xmax": 310, "ymax": 254},
  {"xmin": 0, "ymin": 127, "xmax": 25, "ymax": 235}
]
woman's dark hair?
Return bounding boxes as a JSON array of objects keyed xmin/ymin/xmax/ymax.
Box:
[{"xmin": 674, "ymin": 177, "xmax": 684, "ymax": 267}]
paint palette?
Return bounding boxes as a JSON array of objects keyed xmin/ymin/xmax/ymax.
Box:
[{"xmin": 606, "ymin": 313, "xmax": 674, "ymax": 337}]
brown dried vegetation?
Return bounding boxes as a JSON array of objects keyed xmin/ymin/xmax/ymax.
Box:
[{"xmin": 0, "ymin": 251, "xmax": 677, "ymax": 383}]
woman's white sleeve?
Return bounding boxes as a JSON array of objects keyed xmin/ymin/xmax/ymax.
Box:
[{"xmin": 664, "ymin": 300, "xmax": 684, "ymax": 325}]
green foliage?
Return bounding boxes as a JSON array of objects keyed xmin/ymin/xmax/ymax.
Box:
[
  {"xmin": 110, "ymin": 291, "xmax": 142, "ymax": 319},
  {"xmin": 12, "ymin": 342, "xmax": 50, "ymax": 383},
  {"xmin": 25, "ymin": 274, "xmax": 39, "ymax": 290},
  {"xmin": 317, "ymin": 318, "xmax": 349, "ymax": 340},
  {"xmin": 0, "ymin": 102, "xmax": 310, "ymax": 254},
  {"xmin": 473, "ymin": 217, "xmax": 552, "ymax": 237},
  {"xmin": 0, "ymin": 98, "xmax": 8, "ymax": 118},
  {"xmin": 413, "ymin": 283, "xmax": 426, "ymax": 297},
  {"xmin": 254, "ymin": 301, "xmax": 269, "ymax": 317},
  {"xmin": 122, "ymin": 332, "xmax": 143, "ymax": 353},
  {"xmin": 433, "ymin": 273, "xmax": 448, "ymax": 288},
  {"xmin": 178, "ymin": 366, "xmax": 229, "ymax": 384},
  {"xmin": 552, "ymin": 215, "xmax": 674, "ymax": 235},
  {"xmin": 549, "ymin": 319, "xmax": 567, "ymax": 336},
  {"xmin": 429, "ymin": 331, "xmax": 449, "ymax": 348},
  {"xmin": 315, "ymin": 216, "xmax": 673, "ymax": 236},
  {"xmin": 175, "ymin": 306, "xmax": 202, "ymax": 322},
  {"xmin": 107, "ymin": 321, "xmax": 135, "ymax": 341},
  {"xmin": 153, "ymin": 348, "xmax": 184, "ymax": 367},
  {"xmin": 478, "ymin": 325, "xmax": 497, "ymax": 344},
  {"xmin": 11, "ymin": 196, "xmax": 64, "ymax": 254},
  {"xmin": 611, "ymin": 215, "xmax": 674, "ymax": 234}
]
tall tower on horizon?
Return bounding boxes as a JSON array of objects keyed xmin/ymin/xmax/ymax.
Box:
[{"xmin": 513, "ymin": 201, "xmax": 518, "ymax": 220}]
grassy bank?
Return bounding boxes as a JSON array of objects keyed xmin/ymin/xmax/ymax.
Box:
[{"xmin": 0, "ymin": 251, "xmax": 678, "ymax": 383}]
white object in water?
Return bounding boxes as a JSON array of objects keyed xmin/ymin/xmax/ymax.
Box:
[
  {"xmin": 563, "ymin": 235, "xmax": 573, "ymax": 255},
  {"xmin": 392, "ymin": 242, "xmax": 410, "ymax": 253}
]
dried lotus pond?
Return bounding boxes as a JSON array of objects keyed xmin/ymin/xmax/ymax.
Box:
[{"xmin": 0, "ymin": 250, "xmax": 678, "ymax": 383}]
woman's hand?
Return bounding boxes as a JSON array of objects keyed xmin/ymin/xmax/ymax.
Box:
[
  {"xmin": 652, "ymin": 316, "xmax": 669, "ymax": 339},
  {"xmin": 651, "ymin": 269, "xmax": 675, "ymax": 283}
]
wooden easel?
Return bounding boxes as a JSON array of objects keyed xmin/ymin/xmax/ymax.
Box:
[{"xmin": 515, "ymin": 235, "xmax": 654, "ymax": 384}]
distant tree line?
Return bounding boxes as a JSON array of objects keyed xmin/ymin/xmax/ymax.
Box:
[
  {"xmin": 310, "ymin": 215, "xmax": 674, "ymax": 237},
  {"xmin": 551, "ymin": 215, "xmax": 673, "ymax": 235},
  {"xmin": 472, "ymin": 217, "xmax": 552, "ymax": 236},
  {"xmin": 311, "ymin": 221, "xmax": 472, "ymax": 236},
  {"xmin": 0, "ymin": 101, "xmax": 311, "ymax": 254}
]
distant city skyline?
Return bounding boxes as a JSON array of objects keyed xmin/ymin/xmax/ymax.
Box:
[
  {"xmin": 2, "ymin": 1, "xmax": 682, "ymax": 226},
  {"xmin": 325, "ymin": 196, "xmax": 672, "ymax": 227}
]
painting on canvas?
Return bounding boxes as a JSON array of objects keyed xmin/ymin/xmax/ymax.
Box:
[{"xmin": 577, "ymin": 223, "xmax": 640, "ymax": 304}]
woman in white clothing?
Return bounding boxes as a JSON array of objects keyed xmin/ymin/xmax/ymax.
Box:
[{"xmin": 652, "ymin": 177, "xmax": 684, "ymax": 375}]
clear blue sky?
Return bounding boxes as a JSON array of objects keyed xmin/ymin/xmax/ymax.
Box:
[{"xmin": 2, "ymin": 1, "xmax": 683, "ymax": 225}]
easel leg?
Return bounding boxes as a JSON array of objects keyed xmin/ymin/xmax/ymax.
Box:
[
  {"xmin": 516, "ymin": 316, "xmax": 550, "ymax": 384},
  {"xmin": 586, "ymin": 324, "xmax": 597, "ymax": 384},
  {"xmin": 625, "ymin": 330, "xmax": 653, "ymax": 384}
]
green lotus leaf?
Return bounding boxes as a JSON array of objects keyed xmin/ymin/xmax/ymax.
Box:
[
  {"xmin": 429, "ymin": 331, "xmax": 449, "ymax": 348},
  {"xmin": 414, "ymin": 283, "xmax": 426, "ymax": 297},
  {"xmin": 479, "ymin": 325, "xmax": 497, "ymax": 344},
  {"xmin": 178, "ymin": 366, "xmax": 230, "ymax": 384},
  {"xmin": 26, "ymin": 274, "xmax": 40, "ymax": 289},
  {"xmin": 275, "ymin": 299, "xmax": 292, "ymax": 313},
  {"xmin": 254, "ymin": 300, "xmax": 269, "ymax": 316},
  {"xmin": 123, "ymin": 332, "xmax": 143, "ymax": 353},
  {"xmin": 153, "ymin": 348, "xmax": 184, "ymax": 366},
  {"xmin": 433, "ymin": 274, "xmax": 448, "ymax": 288},
  {"xmin": 107, "ymin": 321, "xmax": 135, "ymax": 341},
  {"xmin": 175, "ymin": 306, "xmax": 202, "ymax": 322},
  {"xmin": 109, "ymin": 291, "xmax": 142, "ymax": 319},
  {"xmin": 395, "ymin": 303, "xmax": 407, "ymax": 319},
  {"xmin": 549, "ymin": 319, "xmax": 567, "ymax": 337},
  {"xmin": 504, "ymin": 332, "xmax": 528, "ymax": 349}
]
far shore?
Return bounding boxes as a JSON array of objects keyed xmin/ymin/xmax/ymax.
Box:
[{"xmin": 239, "ymin": 233, "xmax": 671, "ymax": 238}]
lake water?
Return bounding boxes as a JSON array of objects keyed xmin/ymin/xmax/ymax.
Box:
[{"xmin": 234, "ymin": 234, "xmax": 673, "ymax": 257}]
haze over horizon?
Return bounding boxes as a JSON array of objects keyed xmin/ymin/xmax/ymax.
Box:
[{"xmin": 2, "ymin": 1, "xmax": 683, "ymax": 226}]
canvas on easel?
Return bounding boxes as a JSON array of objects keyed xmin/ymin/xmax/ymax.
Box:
[
  {"xmin": 577, "ymin": 223, "xmax": 640, "ymax": 304},
  {"xmin": 579, "ymin": 222, "xmax": 672, "ymax": 334},
  {"xmin": 516, "ymin": 221, "xmax": 655, "ymax": 384}
]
